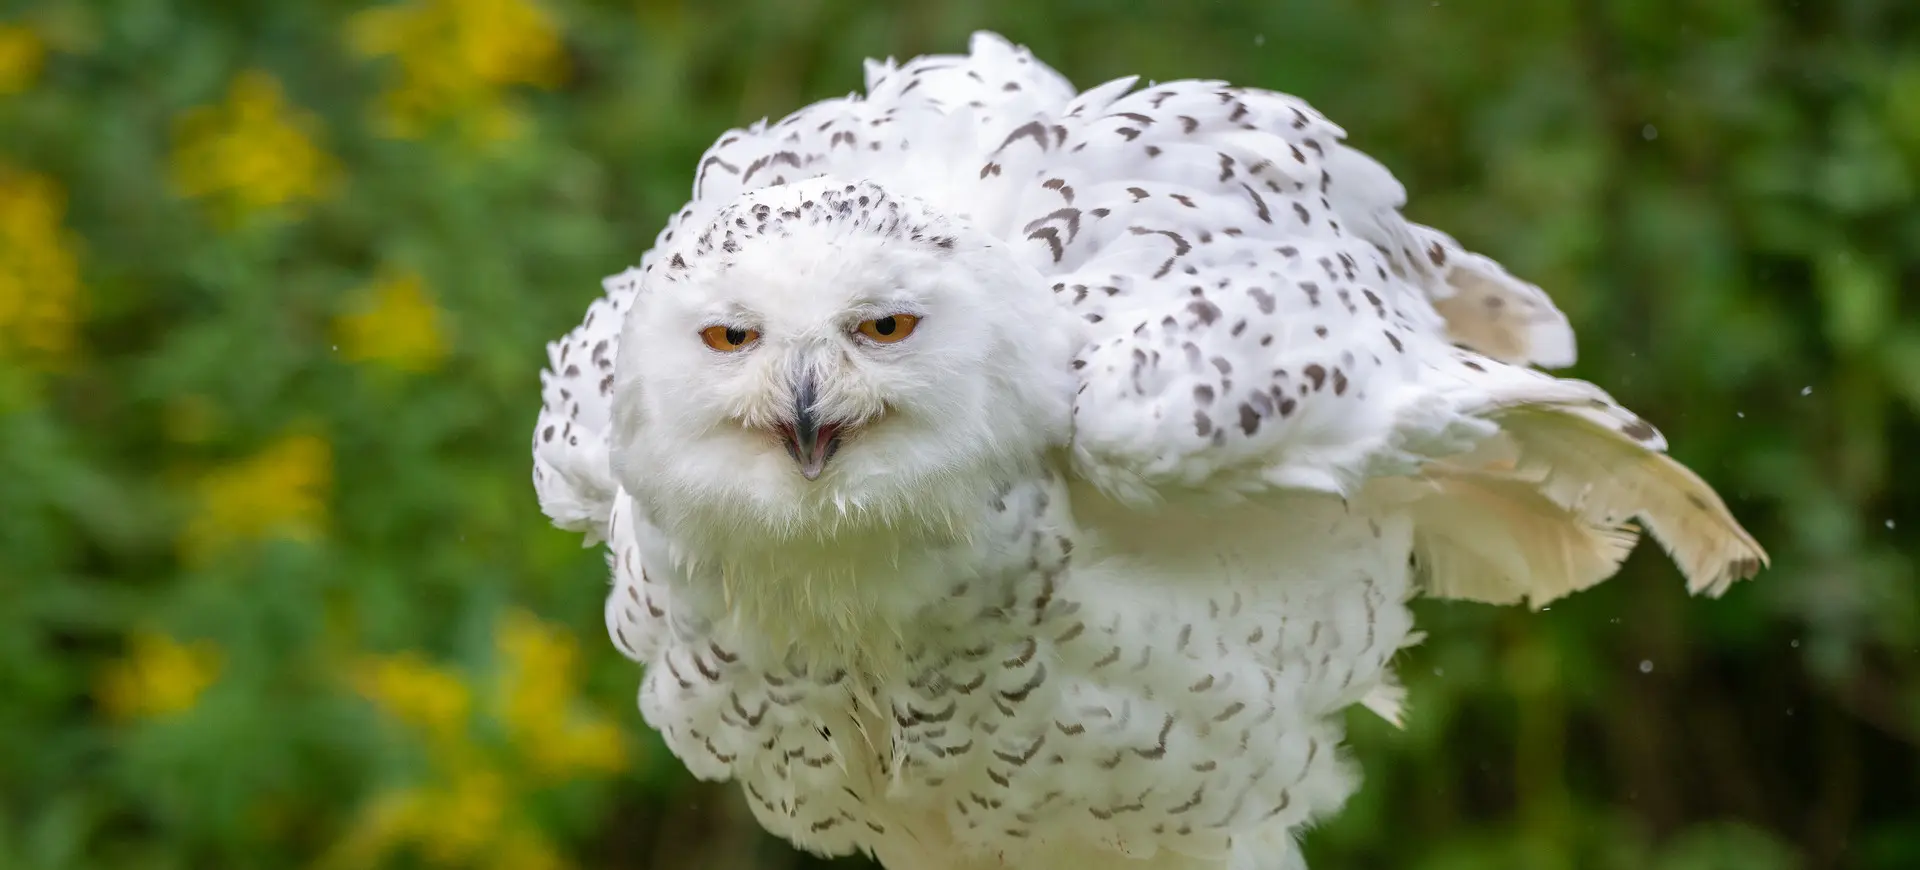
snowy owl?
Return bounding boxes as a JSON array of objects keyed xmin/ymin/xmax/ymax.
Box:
[{"xmin": 531, "ymin": 32, "xmax": 1767, "ymax": 870}]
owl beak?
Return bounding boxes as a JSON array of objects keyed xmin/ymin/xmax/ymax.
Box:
[{"xmin": 780, "ymin": 371, "xmax": 841, "ymax": 481}]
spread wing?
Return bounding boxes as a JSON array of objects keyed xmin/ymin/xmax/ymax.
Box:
[{"xmin": 965, "ymin": 70, "xmax": 1765, "ymax": 604}]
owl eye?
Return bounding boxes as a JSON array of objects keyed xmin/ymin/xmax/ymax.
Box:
[
  {"xmin": 700, "ymin": 325, "xmax": 759, "ymax": 352},
  {"xmin": 856, "ymin": 314, "xmax": 920, "ymax": 344}
]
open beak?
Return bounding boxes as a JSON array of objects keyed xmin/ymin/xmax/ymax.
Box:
[{"xmin": 779, "ymin": 372, "xmax": 843, "ymax": 481}]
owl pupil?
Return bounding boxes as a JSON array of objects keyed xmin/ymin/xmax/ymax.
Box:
[
  {"xmin": 873, "ymin": 317, "xmax": 897, "ymax": 335},
  {"xmin": 724, "ymin": 327, "xmax": 747, "ymax": 345}
]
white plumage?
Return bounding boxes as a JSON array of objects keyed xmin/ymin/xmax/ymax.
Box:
[{"xmin": 530, "ymin": 32, "xmax": 1767, "ymax": 869}]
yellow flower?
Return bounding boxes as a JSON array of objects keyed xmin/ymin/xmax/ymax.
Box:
[
  {"xmin": 353, "ymin": 651, "xmax": 474, "ymax": 741},
  {"xmin": 319, "ymin": 777, "xmax": 566, "ymax": 870},
  {"xmin": 96, "ymin": 631, "xmax": 223, "ymax": 721},
  {"xmin": 0, "ymin": 25, "xmax": 45, "ymax": 95},
  {"xmin": 335, "ymin": 269, "xmax": 449, "ymax": 372},
  {"xmin": 0, "ymin": 168, "xmax": 82, "ymax": 367},
  {"xmin": 328, "ymin": 610, "xmax": 630, "ymax": 869},
  {"xmin": 347, "ymin": 0, "xmax": 565, "ymax": 142},
  {"xmin": 496, "ymin": 611, "xmax": 629, "ymax": 780},
  {"xmin": 410, "ymin": 769, "xmax": 512, "ymax": 864},
  {"xmin": 181, "ymin": 432, "xmax": 331, "ymax": 562},
  {"xmin": 170, "ymin": 70, "xmax": 339, "ymax": 221},
  {"xmin": 541, "ymin": 718, "xmax": 627, "ymax": 781}
]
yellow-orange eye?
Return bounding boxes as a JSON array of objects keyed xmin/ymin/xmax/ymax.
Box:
[
  {"xmin": 700, "ymin": 325, "xmax": 759, "ymax": 352},
  {"xmin": 856, "ymin": 314, "xmax": 920, "ymax": 344}
]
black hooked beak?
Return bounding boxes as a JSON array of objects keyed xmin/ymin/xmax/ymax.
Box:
[{"xmin": 779, "ymin": 371, "xmax": 842, "ymax": 481}]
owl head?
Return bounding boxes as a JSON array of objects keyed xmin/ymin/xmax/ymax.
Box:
[{"xmin": 607, "ymin": 178, "xmax": 1079, "ymax": 551}]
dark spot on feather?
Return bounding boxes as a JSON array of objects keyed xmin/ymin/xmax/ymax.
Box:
[
  {"xmin": 998, "ymin": 121, "xmax": 1051, "ymax": 153},
  {"xmin": 1188, "ymin": 299, "xmax": 1222, "ymax": 325}
]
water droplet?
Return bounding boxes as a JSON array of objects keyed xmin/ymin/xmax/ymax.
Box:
[
  {"xmin": 1736, "ymin": 411, "xmax": 1745, "ymax": 418},
  {"xmin": 1801, "ymin": 385, "xmax": 1813, "ymax": 396},
  {"xmin": 1433, "ymin": 667, "xmax": 1444, "ymax": 677},
  {"xmin": 1642, "ymin": 124, "xmax": 1658, "ymax": 140},
  {"xmin": 1790, "ymin": 639, "xmax": 1800, "ymax": 648},
  {"xmin": 1887, "ymin": 519, "xmax": 1896, "ymax": 530},
  {"xmin": 1638, "ymin": 660, "xmax": 1653, "ymax": 674},
  {"xmin": 1253, "ymin": 34, "xmax": 1266, "ymax": 46}
]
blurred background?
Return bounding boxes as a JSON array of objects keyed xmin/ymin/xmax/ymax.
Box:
[{"xmin": 1, "ymin": 0, "xmax": 1916, "ymax": 868}]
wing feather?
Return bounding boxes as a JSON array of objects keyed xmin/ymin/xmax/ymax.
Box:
[
  {"xmin": 1368, "ymin": 352, "xmax": 1769, "ymax": 606},
  {"xmin": 956, "ymin": 58, "xmax": 1761, "ymax": 599}
]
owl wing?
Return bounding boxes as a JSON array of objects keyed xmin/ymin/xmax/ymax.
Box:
[
  {"xmin": 966, "ymin": 71, "xmax": 1765, "ymax": 604},
  {"xmin": 531, "ymin": 32, "xmax": 1077, "ymax": 544}
]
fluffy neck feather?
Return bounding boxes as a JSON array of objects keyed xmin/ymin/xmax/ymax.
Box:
[{"xmin": 642, "ymin": 463, "xmax": 1029, "ymax": 678}]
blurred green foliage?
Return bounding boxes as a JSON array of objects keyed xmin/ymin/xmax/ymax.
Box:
[{"xmin": 0, "ymin": 0, "xmax": 1915, "ymax": 868}]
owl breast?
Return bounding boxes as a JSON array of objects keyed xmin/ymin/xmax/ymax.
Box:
[{"xmin": 612, "ymin": 476, "xmax": 1418, "ymax": 864}]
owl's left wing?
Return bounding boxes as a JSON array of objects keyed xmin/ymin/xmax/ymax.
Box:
[{"xmin": 979, "ymin": 77, "xmax": 1767, "ymax": 605}]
